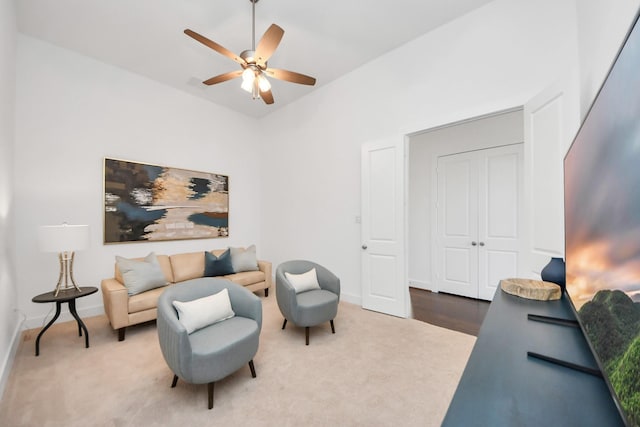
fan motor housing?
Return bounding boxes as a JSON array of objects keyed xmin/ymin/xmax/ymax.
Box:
[{"xmin": 240, "ymin": 50, "xmax": 256, "ymax": 64}]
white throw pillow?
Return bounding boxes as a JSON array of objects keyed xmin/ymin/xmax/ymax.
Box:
[
  {"xmin": 116, "ymin": 252, "xmax": 167, "ymax": 296},
  {"xmin": 285, "ymin": 268, "xmax": 322, "ymax": 294},
  {"xmin": 172, "ymin": 288, "xmax": 235, "ymax": 334}
]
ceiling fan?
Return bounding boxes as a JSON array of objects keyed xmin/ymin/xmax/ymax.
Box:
[{"xmin": 184, "ymin": 0, "xmax": 316, "ymax": 105}]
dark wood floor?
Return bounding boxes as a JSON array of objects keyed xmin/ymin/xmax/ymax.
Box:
[{"xmin": 409, "ymin": 287, "xmax": 490, "ymax": 336}]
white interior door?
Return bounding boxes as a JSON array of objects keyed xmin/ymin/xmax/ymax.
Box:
[
  {"xmin": 524, "ymin": 78, "xmax": 580, "ymax": 275},
  {"xmin": 477, "ymin": 144, "xmax": 523, "ymax": 299},
  {"xmin": 436, "ymin": 144, "xmax": 523, "ymax": 300},
  {"xmin": 361, "ymin": 139, "xmax": 407, "ymax": 318},
  {"xmin": 436, "ymin": 151, "xmax": 479, "ymax": 299}
]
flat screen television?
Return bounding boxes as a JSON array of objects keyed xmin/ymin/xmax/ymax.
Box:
[{"xmin": 564, "ymin": 9, "xmax": 640, "ymax": 427}]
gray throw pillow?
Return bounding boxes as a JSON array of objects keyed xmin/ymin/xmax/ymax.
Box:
[
  {"xmin": 116, "ymin": 252, "xmax": 168, "ymax": 296},
  {"xmin": 230, "ymin": 245, "xmax": 259, "ymax": 273}
]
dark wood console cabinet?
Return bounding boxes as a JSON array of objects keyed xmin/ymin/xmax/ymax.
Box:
[{"xmin": 443, "ymin": 288, "xmax": 625, "ymax": 426}]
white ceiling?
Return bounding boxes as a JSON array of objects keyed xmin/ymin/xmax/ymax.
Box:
[{"xmin": 16, "ymin": 0, "xmax": 495, "ymax": 118}]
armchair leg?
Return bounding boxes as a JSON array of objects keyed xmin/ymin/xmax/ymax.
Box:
[
  {"xmin": 118, "ymin": 328, "xmax": 126, "ymax": 342},
  {"xmin": 208, "ymin": 382, "xmax": 215, "ymax": 410},
  {"xmin": 282, "ymin": 319, "xmax": 287, "ymax": 330},
  {"xmin": 330, "ymin": 319, "xmax": 335, "ymax": 334},
  {"xmin": 265, "ymin": 288, "xmax": 269, "ymax": 297},
  {"xmin": 306, "ymin": 327, "xmax": 310, "ymax": 346},
  {"xmin": 171, "ymin": 375, "xmax": 178, "ymax": 388},
  {"xmin": 249, "ymin": 360, "xmax": 257, "ymax": 378}
]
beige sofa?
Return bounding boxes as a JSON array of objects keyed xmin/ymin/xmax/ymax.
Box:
[{"xmin": 101, "ymin": 250, "xmax": 272, "ymax": 341}]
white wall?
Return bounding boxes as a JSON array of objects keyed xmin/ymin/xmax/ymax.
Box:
[
  {"xmin": 408, "ymin": 139, "xmax": 432, "ymax": 290},
  {"xmin": 576, "ymin": 0, "xmax": 640, "ymax": 115},
  {"xmin": 0, "ymin": 0, "xmax": 19, "ymax": 400},
  {"xmin": 14, "ymin": 35, "xmax": 262, "ymax": 327},
  {"xmin": 259, "ymin": 0, "xmax": 579, "ymax": 303}
]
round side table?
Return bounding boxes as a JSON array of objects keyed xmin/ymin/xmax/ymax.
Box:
[{"xmin": 32, "ymin": 286, "xmax": 98, "ymax": 356}]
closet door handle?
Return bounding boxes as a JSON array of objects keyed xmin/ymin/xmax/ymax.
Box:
[
  {"xmin": 479, "ymin": 242, "xmax": 485, "ymax": 247},
  {"xmin": 471, "ymin": 241, "xmax": 477, "ymax": 246}
]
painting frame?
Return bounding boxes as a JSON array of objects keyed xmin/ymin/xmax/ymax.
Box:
[{"xmin": 103, "ymin": 157, "xmax": 229, "ymax": 244}]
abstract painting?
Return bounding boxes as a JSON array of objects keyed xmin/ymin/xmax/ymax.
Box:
[{"xmin": 104, "ymin": 158, "xmax": 229, "ymax": 243}]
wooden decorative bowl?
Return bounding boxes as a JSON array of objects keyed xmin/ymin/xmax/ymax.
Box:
[{"xmin": 499, "ymin": 278, "xmax": 561, "ymax": 301}]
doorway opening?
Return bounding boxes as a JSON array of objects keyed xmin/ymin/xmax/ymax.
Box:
[{"xmin": 407, "ymin": 108, "xmax": 525, "ymax": 302}]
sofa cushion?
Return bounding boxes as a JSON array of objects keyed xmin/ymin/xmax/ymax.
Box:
[
  {"xmin": 224, "ymin": 270, "xmax": 265, "ymax": 287},
  {"xmin": 128, "ymin": 285, "xmax": 169, "ymax": 313},
  {"xmin": 230, "ymin": 245, "xmax": 259, "ymax": 272},
  {"xmin": 116, "ymin": 252, "xmax": 168, "ymax": 296},
  {"xmin": 169, "ymin": 252, "xmax": 205, "ymax": 283},
  {"xmin": 172, "ymin": 288, "xmax": 236, "ymax": 334},
  {"xmin": 204, "ymin": 250, "xmax": 234, "ymax": 277}
]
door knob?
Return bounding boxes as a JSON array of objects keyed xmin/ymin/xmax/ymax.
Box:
[
  {"xmin": 362, "ymin": 244, "xmax": 368, "ymax": 250},
  {"xmin": 471, "ymin": 241, "xmax": 477, "ymax": 246}
]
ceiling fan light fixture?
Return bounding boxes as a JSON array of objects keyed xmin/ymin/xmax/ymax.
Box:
[
  {"xmin": 241, "ymin": 79, "xmax": 253, "ymax": 93},
  {"xmin": 242, "ymin": 67, "xmax": 254, "ymax": 82},
  {"xmin": 241, "ymin": 68, "xmax": 255, "ymax": 92},
  {"xmin": 258, "ymin": 74, "xmax": 271, "ymax": 92}
]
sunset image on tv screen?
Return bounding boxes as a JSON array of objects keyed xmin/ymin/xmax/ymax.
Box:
[{"xmin": 564, "ymin": 13, "xmax": 640, "ymax": 426}]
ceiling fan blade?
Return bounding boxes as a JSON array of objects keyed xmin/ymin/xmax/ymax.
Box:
[
  {"xmin": 264, "ymin": 68, "xmax": 317, "ymax": 86},
  {"xmin": 203, "ymin": 70, "xmax": 243, "ymax": 86},
  {"xmin": 260, "ymin": 88, "xmax": 274, "ymax": 105},
  {"xmin": 255, "ymin": 24, "xmax": 284, "ymax": 68},
  {"xmin": 184, "ymin": 29, "xmax": 245, "ymax": 66}
]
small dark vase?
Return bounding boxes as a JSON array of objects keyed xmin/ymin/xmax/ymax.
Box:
[{"xmin": 541, "ymin": 257, "xmax": 566, "ymax": 290}]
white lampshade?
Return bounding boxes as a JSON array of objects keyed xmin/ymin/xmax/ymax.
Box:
[{"xmin": 38, "ymin": 224, "xmax": 90, "ymax": 253}]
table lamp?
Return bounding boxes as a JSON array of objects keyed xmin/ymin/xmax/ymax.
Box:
[{"xmin": 38, "ymin": 224, "xmax": 90, "ymax": 296}]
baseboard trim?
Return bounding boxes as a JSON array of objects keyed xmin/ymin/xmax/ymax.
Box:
[
  {"xmin": 0, "ymin": 314, "xmax": 25, "ymax": 401},
  {"xmin": 408, "ymin": 279, "xmax": 433, "ymax": 291},
  {"xmin": 23, "ymin": 304, "xmax": 104, "ymax": 330},
  {"xmin": 340, "ymin": 292, "xmax": 362, "ymax": 306}
]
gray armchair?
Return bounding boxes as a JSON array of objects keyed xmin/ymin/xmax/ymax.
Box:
[
  {"xmin": 276, "ymin": 260, "xmax": 340, "ymax": 345},
  {"xmin": 157, "ymin": 278, "xmax": 262, "ymax": 409}
]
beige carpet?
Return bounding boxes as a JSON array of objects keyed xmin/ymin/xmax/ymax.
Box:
[{"xmin": 0, "ymin": 295, "xmax": 475, "ymax": 427}]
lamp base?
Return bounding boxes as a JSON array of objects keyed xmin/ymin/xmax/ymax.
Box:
[
  {"xmin": 54, "ymin": 252, "xmax": 82, "ymax": 297},
  {"xmin": 53, "ymin": 284, "xmax": 82, "ymax": 297}
]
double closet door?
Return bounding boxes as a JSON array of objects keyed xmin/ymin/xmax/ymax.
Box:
[{"xmin": 436, "ymin": 143, "xmax": 523, "ymax": 301}]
